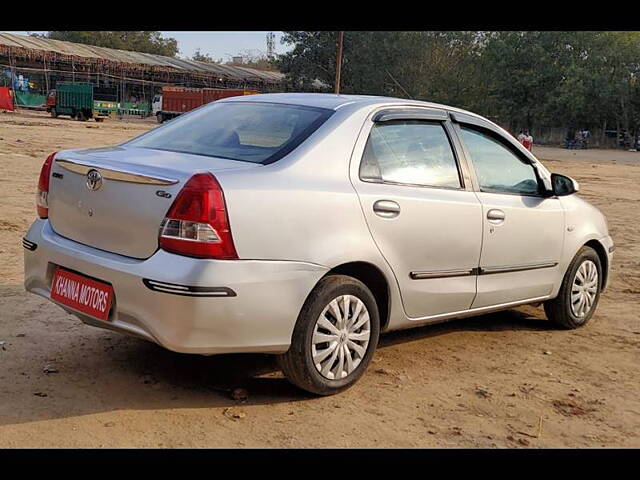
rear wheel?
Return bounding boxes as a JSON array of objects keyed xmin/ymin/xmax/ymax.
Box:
[
  {"xmin": 544, "ymin": 246, "xmax": 602, "ymax": 329},
  {"xmin": 278, "ymin": 275, "xmax": 380, "ymax": 395}
]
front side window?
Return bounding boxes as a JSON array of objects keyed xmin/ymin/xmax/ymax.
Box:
[
  {"xmin": 460, "ymin": 126, "xmax": 540, "ymax": 195},
  {"xmin": 126, "ymin": 102, "xmax": 333, "ymax": 164},
  {"xmin": 360, "ymin": 120, "xmax": 461, "ymax": 189}
]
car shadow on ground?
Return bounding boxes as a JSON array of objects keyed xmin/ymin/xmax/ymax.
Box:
[
  {"xmin": 116, "ymin": 307, "xmax": 550, "ymax": 397},
  {"xmin": 1, "ymin": 301, "xmax": 552, "ymax": 426}
]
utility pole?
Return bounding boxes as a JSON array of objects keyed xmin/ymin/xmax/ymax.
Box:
[{"xmin": 334, "ymin": 31, "xmax": 344, "ymax": 95}]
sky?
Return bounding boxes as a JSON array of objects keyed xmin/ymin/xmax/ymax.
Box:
[{"xmin": 4, "ymin": 31, "xmax": 292, "ymax": 61}]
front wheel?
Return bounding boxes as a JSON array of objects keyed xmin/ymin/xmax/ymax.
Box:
[
  {"xmin": 278, "ymin": 275, "xmax": 380, "ymax": 395},
  {"xmin": 544, "ymin": 246, "xmax": 602, "ymax": 329}
]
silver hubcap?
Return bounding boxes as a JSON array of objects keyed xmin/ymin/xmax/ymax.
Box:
[
  {"xmin": 311, "ymin": 295, "xmax": 371, "ymax": 380},
  {"xmin": 571, "ymin": 260, "xmax": 598, "ymax": 318}
]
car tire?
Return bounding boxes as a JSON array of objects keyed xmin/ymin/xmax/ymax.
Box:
[
  {"xmin": 544, "ymin": 246, "xmax": 602, "ymax": 329},
  {"xmin": 278, "ymin": 275, "xmax": 380, "ymax": 396}
]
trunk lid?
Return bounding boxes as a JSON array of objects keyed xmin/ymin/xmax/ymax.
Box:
[{"xmin": 48, "ymin": 146, "xmax": 259, "ymax": 259}]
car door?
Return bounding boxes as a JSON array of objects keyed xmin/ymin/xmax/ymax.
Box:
[
  {"xmin": 351, "ymin": 109, "xmax": 483, "ymax": 319},
  {"xmin": 454, "ymin": 122, "xmax": 565, "ymax": 308}
]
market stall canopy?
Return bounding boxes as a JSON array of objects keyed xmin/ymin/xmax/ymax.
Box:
[{"xmin": 0, "ymin": 32, "xmax": 284, "ymax": 85}]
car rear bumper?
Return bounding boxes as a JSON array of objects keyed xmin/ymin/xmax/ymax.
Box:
[{"xmin": 24, "ymin": 219, "xmax": 328, "ymax": 354}]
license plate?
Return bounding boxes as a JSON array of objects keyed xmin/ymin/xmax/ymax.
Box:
[{"xmin": 51, "ymin": 267, "xmax": 113, "ymax": 321}]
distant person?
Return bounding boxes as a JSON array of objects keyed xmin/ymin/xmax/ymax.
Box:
[
  {"xmin": 566, "ymin": 127, "xmax": 576, "ymax": 148},
  {"xmin": 517, "ymin": 130, "xmax": 526, "ymax": 144},
  {"xmin": 522, "ymin": 130, "xmax": 533, "ymax": 151},
  {"xmin": 581, "ymin": 128, "xmax": 590, "ymax": 149}
]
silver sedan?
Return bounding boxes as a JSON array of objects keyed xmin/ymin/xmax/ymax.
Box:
[{"xmin": 24, "ymin": 93, "xmax": 613, "ymax": 395}]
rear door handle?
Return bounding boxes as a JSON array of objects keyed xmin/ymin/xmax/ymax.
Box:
[
  {"xmin": 487, "ymin": 209, "xmax": 505, "ymax": 224},
  {"xmin": 373, "ymin": 200, "xmax": 400, "ymax": 218}
]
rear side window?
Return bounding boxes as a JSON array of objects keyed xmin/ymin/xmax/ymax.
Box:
[
  {"xmin": 460, "ymin": 126, "xmax": 540, "ymax": 196},
  {"xmin": 360, "ymin": 121, "xmax": 462, "ymax": 189},
  {"xmin": 126, "ymin": 102, "xmax": 333, "ymax": 164}
]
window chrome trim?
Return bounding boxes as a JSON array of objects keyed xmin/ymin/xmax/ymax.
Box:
[
  {"xmin": 477, "ymin": 188, "xmax": 547, "ymax": 199},
  {"xmin": 56, "ymin": 159, "xmax": 179, "ymax": 186},
  {"xmin": 360, "ymin": 177, "xmax": 465, "ymax": 192}
]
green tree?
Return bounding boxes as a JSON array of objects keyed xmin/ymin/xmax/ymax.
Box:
[
  {"xmin": 276, "ymin": 31, "xmax": 340, "ymax": 91},
  {"xmin": 276, "ymin": 30, "xmax": 640, "ymax": 147},
  {"xmin": 588, "ymin": 32, "xmax": 640, "ymax": 143},
  {"xmin": 482, "ymin": 31, "xmax": 640, "ymax": 140},
  {"xmin": 35, "ymin": 31, "xmax": 179, "ymax": 57},
  {"xmin": 277, "ymin": 31, "xmax": 487, "ymax": 105}
]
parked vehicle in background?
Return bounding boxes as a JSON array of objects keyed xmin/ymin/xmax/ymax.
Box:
[
  {"xmin": 152, "ymin": 86, "xmax": 259, "ymax": 123},
  {"xmin": 24, "ymin": 93, "xmax": 613, "ymax": 395},
  {"xmin": 118, "ymin": 101, "xmax": 151, "ymax": 118},
  {"xmin": 93, "ymin": 100, "xmax": 118, "ymax": 120},
  {"xmin": 47, "ymin": 82, "xmax": 109, "ymax": 122}
]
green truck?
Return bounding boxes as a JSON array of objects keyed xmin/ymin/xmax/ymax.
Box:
[{"xmin": 46, "ymin": 82, "xmax": 110, "ymax": 122}]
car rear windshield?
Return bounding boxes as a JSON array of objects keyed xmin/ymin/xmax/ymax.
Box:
[{"xmin": 126, "ymin": 102, "xmax": 334, "ymax": 164}]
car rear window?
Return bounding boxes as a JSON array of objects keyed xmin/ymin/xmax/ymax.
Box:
[{"xmin": 126, "ymin": 102, "xmax": 333, "ymax": 164}]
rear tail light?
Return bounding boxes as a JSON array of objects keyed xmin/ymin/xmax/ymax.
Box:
[
  {"xmin": 159, "ymin": 173, "xmax": 238, "ymax": 259},
  {"xmin": 36, "ymin": 152, "xmax": 57, "ymax": 219}
]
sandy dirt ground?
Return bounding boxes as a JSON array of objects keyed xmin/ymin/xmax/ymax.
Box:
[{"xmin": 0, "ymin": 110, "xmax": 639, "ymax": 448}]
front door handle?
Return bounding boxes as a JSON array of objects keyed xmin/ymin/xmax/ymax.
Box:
[
  {"xmin": 487, "ymin": 209, "xmax": 506, "ymax": 224},
  {"xmin": 373, "ymin": 200, "xmax": 401, "ymax": 218}
]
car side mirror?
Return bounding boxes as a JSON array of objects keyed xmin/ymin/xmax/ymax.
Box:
[{"xmin": 551, "ymin": 173, "xmax": 579, "ymax": 196}]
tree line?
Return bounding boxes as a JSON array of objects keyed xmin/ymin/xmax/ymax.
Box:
[
  {"xmin": 28, "ymin": 31, "xmax": 640, "ymax": 142},
  {"xmin": 32, "ymin": 32, "xmax": 275, "ymax": 71},
  {"xmin": 276, "ymin": 31, "xmax": 640, "ymax": 141},
  {"xmin": 32, "ymin": 31, "xmax": 180, "ymax": 57}
]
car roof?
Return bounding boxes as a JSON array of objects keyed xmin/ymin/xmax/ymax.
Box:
[{"xmin": 221, "ymin": 92, "xmax": 483, "ymax": 119}]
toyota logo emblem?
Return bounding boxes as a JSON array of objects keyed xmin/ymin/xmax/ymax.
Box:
[{"xmin": 86, "ymin": 169, "xmax": 103, "ymax": 191}]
